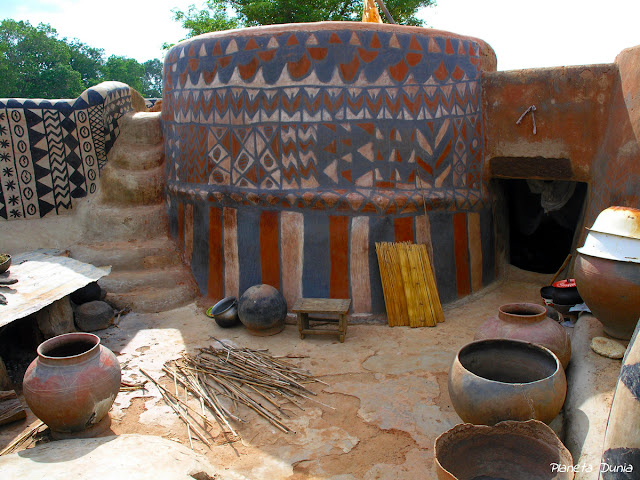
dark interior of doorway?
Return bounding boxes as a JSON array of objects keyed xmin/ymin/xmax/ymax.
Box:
[{"xmin": 502, "ymin": 179, "xmax": 587, "ymax": 274}]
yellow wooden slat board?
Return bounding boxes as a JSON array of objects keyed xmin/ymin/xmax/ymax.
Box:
[
  {"xmin": 375, "ymin": 242, "xmax": 444, "ymax": 328},
  {"xmin": 388, "ymin": 244, "xmax": 408, "ymax": 326},
  {"xmin": 418, "ymin": 244, "xmax": 445, "ymax": 323}
]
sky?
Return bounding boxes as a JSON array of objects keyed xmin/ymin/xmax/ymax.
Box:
[{"xmin": 3, "ymin": 0, "xmax": 640, "ymax": 71}]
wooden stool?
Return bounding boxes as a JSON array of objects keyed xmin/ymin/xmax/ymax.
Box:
[{"xmin": 292, "ymin": 298, "xmax": 351, "ymax": 343}]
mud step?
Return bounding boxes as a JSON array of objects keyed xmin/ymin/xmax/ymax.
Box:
[
  {"xmin": 69, "ymin": 238, "xmax": 181, "ymax": 272},
  {"xmin": 83, "ymin": 203, "xmax": 168, "ymax": 242},
  {"xmin": 107, "ymin": 142, "xmax": 164, "ymax": 171},
  {"xmin": 105, "ymin": 283, "xmax": 199, "ymax": 314},
  {"xmin": 98, "ymin": 265, "xmax": 196, "ymax": 293},
  {"xmin": 114, "ymin": 112, "xmax": 162, "ymax": 145},
  {"xmin": 99, "ymin": 164, "xmax": 165, "ymax": 206}
]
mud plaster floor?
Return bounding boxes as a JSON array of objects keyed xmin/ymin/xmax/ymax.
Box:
[{"xmin": 1, "ymin": 269, "xmax": 614, "ymax": 479}]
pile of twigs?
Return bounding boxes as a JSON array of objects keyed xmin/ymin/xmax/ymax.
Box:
[{"xmin": 140, "ymin": 338, "xmax": 329, "ymax": 448}]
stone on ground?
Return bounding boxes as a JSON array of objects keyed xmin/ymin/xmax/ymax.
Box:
[
  {"xmin": 590, "ymin": 336, "xmax": 627, "ymax": 359},
  {"xmin": 75, "ymin": 300, "xmax": 114, "ymax": 331},
  {"xmin": 35, "ymin": 297, "xmax": 75, "ymax": 339}
]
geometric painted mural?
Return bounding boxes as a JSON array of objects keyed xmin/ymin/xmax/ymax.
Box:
[
  {"xmin": 163, "ymin": 25, "xmax": 489, "ymax": 215},
  {"xmin": 162, "ymin": 24, "xmax": 498, "ymax": 312},
  {"xmin": 0, "ymin": 81, "xmax": 135, "ymax": 220}
]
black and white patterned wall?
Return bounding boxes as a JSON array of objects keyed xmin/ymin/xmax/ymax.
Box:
[{"xmin": 0, "ymin": 81, "xmax": 135, "ymax": 220}]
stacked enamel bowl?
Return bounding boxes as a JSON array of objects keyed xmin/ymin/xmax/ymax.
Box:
[{"xmin": 574, "ymin": 206, "xmax": 640, "ymax": 339}]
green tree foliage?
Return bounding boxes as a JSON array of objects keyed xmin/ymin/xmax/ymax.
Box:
[
  {"xmin": 171, "ymin": 0, "xmax": 435, "ymax": 38},
  {"xmin": 103, "ymin": 55, "xmax": 145, "ymax": 93},
  {"xmin": 68, "ymin": 40, "xmax": 105, "ymax": 88},
  {"xmin": 0, "ymin": 20, "xmax": 83, "ymax": 98},
  {"xmin": 142, "ymin": 59, "xmax": 164, "ymax": 98},
  {"xmin": 175, "ymin": 1, "xmax": 240, "ymax": 37},
  {"xmin": 0, "ymin": 19, "xmax": 163, "ymax": 99}
]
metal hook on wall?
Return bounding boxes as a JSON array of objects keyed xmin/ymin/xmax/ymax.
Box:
[{"xmin": 516, "ymin": 105, "xmax": 537, "ymax": 135}]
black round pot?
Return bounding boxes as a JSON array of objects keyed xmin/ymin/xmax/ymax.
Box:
[
  {"xmin": 70, "ymin": 282, "xmax": 102, "ymax": 305},
  {"xmin": 238, "ymin": 284, "xmax": 287, "ymax": 336},
  {"xmin": 552, "ymin": 286, "xmax": 582, "ymax": 306},
  {"xmin": 540, "ymin": 286, "xmax": 555, "ymax": 304}
]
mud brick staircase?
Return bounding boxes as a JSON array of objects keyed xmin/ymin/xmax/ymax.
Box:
[{"xmin": 69, "ymin": 112, "xmax": 198, "ymax": 313}]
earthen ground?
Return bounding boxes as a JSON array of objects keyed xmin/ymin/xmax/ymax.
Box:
[{"xmin": 0, "ymin": 267, "xmax": 621, "ymax": 479}]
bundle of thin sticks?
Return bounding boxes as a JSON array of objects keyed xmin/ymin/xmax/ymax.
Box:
[{"xmin": 140, "ymin": 338, "xmax": 330, "ymax": 448}]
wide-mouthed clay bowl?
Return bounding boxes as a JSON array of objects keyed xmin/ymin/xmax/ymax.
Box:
[
  {"xmin": 434, "ymin": 420, "xmax": 574, "ymax": 479},
  {"xmin": 448, "ymin": 339, "xmax": 566, "ymax": 425}
]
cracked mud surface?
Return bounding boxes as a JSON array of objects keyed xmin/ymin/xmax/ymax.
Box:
[{"xmin": 1, "ymin": 270, "xmax": 550, "ymax": 479}]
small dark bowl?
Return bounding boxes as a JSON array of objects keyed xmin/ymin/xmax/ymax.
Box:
[
  {"xmin": 540, "ymin": 285, "xmax": 555, "ymax": 305},
  {"xmin": 207, "ymin": 296, "xmax": 240, "ymax": 328},
  {"xmin": 540, "ymin": 285, "xmax": 555, "ymax": 299},
  {"xmin": 552, "ymin": 287, "xmax": 582, "ymax": 306},
  {"xmin": 0, "ymin": 254, "xmax": 11, "ymax": 274}
]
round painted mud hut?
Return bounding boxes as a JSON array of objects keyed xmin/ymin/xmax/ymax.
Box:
[{"xmin": 162, "ymin": 22, "xmax": 497, "ymax": 314}]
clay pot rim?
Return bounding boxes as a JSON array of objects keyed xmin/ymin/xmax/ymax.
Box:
[
  {"xmin": 37, "ymin": 332, "xmax": 100, "ymax": 361},
  {"xmin": 498, "ymin": 303, "xmax": 547, "ymax": 322},
  {"xmin": 434, "ymin": 419, "xmax": 573, "ymax": 479},
  {"xmin": 455, "ymin": 339, "xmax": 561, "ymax": 386}
]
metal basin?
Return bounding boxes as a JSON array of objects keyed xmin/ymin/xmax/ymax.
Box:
[{"xmin": 207, "ymin": 296, "xmax": 240, "ymax": 328}]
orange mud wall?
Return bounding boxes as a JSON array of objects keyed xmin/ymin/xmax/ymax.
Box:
[{"xmin": 482, "ymin": 45, "xmax": 640, "ymax": 254}]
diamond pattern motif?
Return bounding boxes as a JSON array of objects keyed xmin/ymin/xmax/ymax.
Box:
[{"xmin": 164, "ymin": 28, "xmax": 487, "ymax": 214}]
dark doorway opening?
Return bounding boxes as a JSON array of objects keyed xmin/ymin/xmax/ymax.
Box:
[{"xmin": 502, "ymin": 179, "xmax": 587, "ymax": 274}]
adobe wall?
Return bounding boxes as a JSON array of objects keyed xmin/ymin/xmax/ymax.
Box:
[
  {"xmin": 482, "ymin": 64, "xmax": 617, "ymax": 183},
  {"xmin": 587, "ymin": 45, "xmax": 640, "ymax": 224},
  {"xmin": 482, "ymin": 47, "xmax": 640, "ymax": 256},
  {"xmin": 162, "ymin": 23, "xmax": 498, "ymax": 311}
]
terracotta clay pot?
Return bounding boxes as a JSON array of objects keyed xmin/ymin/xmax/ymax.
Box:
[
  {"xmin": 23, "ymin": 332, "xmax": 121, "ymax": 433},
  {"xmin": 434, "ymin": 420, "xmax": 574, "ymax": 480},
  {"xmin": 474, "ymin": 303, "xmax": 571, "ymax": 369},
  {"xmin": 238, "ymin": 284, "xmax": 287, "ymax": 336},
  {"xmin": 574, "ymin": 253, "xmax": 640, "ymax": 340},
  {"xmin": 448, "ymin": 339, "xmax": 566, "ymax": 425}
]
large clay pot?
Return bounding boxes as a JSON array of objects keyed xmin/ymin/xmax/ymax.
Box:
[
  {"xmin": 238, "ymin": 284, "xmax": 287, "ymax": 336},
  {"xmin": 474, "ymin": 303, "xmax": 572, "ymax": 369},
  {"xmin": 600, "ymin": 321, "xmax": 640, "ymax": 478},
  {"xmin": 575, "ymin": 206, "xmax": 640, "ymax": 340},
  {"xmin": 434, "ymin": 420, "xmax": 574, "ymax": 480},
  {"xmin": 23, "ymin": 332, "xmax": 121, "ymax": 433},
  {"xmin": 448, "ymin": 339, "xmax": 566, "ymax": 425},
  {"xmin": 574, "ymin": 253, "xmax": 640, "ymax": 340}
]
